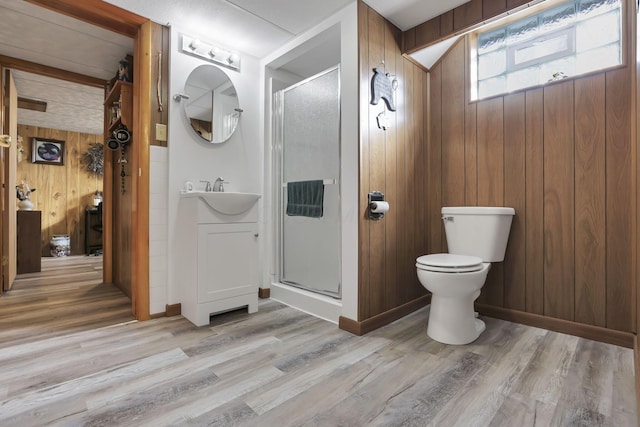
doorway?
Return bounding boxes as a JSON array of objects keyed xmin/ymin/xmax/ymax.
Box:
[{"xmin": 1, "ymin": 0, "xmax": 153, "ymax": 320}]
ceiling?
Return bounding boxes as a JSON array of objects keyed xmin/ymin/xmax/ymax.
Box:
[
  {"xmin": 0, "ymin": 0, "xmax": 462, "ymax": 135},
  {"xmin": 0, "ymin": 0, "xmax": 133, "ymax": 135}
]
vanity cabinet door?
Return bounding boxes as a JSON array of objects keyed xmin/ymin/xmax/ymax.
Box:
[{"xmin": 197, "ymin": 223, "xmax": 259, "ymax": 304}]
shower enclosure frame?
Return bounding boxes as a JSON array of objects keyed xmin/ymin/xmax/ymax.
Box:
[{"xmin": 273, "ymin": 65, "xmax": 342, "ymax": 299}]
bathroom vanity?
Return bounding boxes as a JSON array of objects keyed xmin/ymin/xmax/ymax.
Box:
[{"xmin": 177, "ymin": 191, "xmax": 260, "ymax": 326}]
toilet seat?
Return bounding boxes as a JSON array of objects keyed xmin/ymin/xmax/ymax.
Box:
[{"xmin": 416, "ymin": 253, "xmax": 484, "ymax": 273}]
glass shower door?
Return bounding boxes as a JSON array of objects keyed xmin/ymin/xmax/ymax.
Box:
[{"xmin": 279, "ymin": 67, "xmax": 341, "ymax": 298}]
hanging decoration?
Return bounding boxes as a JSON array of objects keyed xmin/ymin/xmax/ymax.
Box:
[
  {"xmin": 82, "ymin": 143, "xmax": 104, "ymax": 176},
  {"xmin": 371, "ymin": 67, "xmax": 397, "ymax": 111}
]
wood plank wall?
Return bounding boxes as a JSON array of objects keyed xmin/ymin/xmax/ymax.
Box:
[
  {"xmin": 403, "ymin": 0, "xmax": 530, "ymax": 53},
  {"xmin": 429, "ymin": 34, "xmax": 636, "ymax": 333},
  {"xmin": 149, "ymin": 23, "xmax": 169, "ymax": 148},
  {"xmin": 16, "ymin": 125, "xmax": 103, "ymax": 257},
  {"xmin": 358, "ymin": 2, "xmax": 429, "ymax": 321}
]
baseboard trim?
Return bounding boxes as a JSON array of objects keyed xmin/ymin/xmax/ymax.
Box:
[
  {"xmin": 150, "ymin": 312, "xmax": 165, "ymax": 319},
  {"xmin": 476, "ymin": 304, "xmax": 634, "ymax": 349},
  {"xmin": 258, "ymin": 288, "xmax": 271, "ymax": 299},
  {"xmin": 339, "ymin": 294, "xmax": 431, "ymax": 336},
  {"xmin": 165, "ymin": 303, "xmax": 182, "ymax": 317}
]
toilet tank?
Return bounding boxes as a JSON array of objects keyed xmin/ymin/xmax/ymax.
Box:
[{"xmin": 442, "ymin": 206, "xmax": 515, "ymax": 262}]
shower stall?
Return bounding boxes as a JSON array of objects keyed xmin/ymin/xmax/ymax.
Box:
[{"xmin": 274, "ymin": 66, "xmax": 341, "ymax": 299}]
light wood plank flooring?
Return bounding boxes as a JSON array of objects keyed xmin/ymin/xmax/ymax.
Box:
[{"xmin": 0, "ymin": 257, "xmax": 636, "ymax": 426}]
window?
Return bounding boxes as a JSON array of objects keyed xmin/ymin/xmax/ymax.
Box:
[{"xmin": 473, "ymin": 0, "xmax": 622, "ymax": 100}]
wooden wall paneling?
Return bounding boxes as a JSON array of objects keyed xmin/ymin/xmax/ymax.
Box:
[
  {"xmin": 415, "ymin": 17, "xmax": 440, "ymax": 49},
  {"xmin": 65, "ymin": 131, "xmax": 81, "ymax": 255},
  {"xmin": 367, "ymin": 8, "xmax": 387, "ymax": 317},
  {"xmin": 150, "ymin": 24, "xmax": 169, "ymax": 147},
  {"xmin": 573, "ymin": 75, "xmax": 606, "ymax": 327},
  {"xmin": 3, "ymin": 69, "xmax": 17, "ymax": 290},
  {"xmin": 355, "ymin": 1, "xmax": 430, "ymax": 326},
  {"xmin": 132, "ymin": 20, "xmax": 155, "ymax": 319},
  {"xmin": 476, "ymin": 97, "xmax": 504, "ymax": 306},
  {"xmin": 440, "ymin": 11, "xmax": 454, "ymax": 39},
  {"xmin": 0, "ymin": 67, "xmax": 4, "ymax": 293},
  {"xmin": 395, "ymin": 50, "xmax": 409, "ymax": 307},
  {"xmin": 464, "ymin": 38, "xmax": 478, "ymax": 207},
  {"xmin": 453, "ymin": 0, "xmax": 483, "ymax": 31},
  {"xmin": 383, "ymin": 21, "xmax": 399, "ymax": 309},
  {"xmin": 403, "ymin": 53, "xmax": 417, "ymax": 305},
  {"xmin": 403, "ymin": 27, "xmax": 416, "ymax": 53},
  {"xmin": 543, "ymin": 80, "xmax": 575, "ymax": 321},
  {"xmin": 636, "ymin": 0, "xmax": 640, "ymax": 337},
  {"xmin": 17, "ymin": 126, "xmax": 102, "ymax": 256},
  {"xmin": 357, "ymin": 0, "xmax": 371, "ymax": 321},
  {"xmin": 44, "ymin": 129, "xmax": 68, "ymax": 255},
  {"xmin": 483, "ymin": 0, "xmax": 507, "ymax": 18},
  {"xmin": 503, "ymin": 93, "xmax": 526, "ymax": 311},
  {"xmin": 402, "ymin": 0, "xmax": 541, "ymax": 54},
  {"xmin": 506, "ymin": 0, "xmax": 529, "ymax": 8},
  {"xmin": 421, "ymin": 69, "xmax": 430, "ymax": 298},
  {"xmin": 524, "ymin": 89, "xmax": 544, "ymax": 315},
  {"xmin": 441, "ymin": 40, "xmax": 466, "ymax": 208},
  {"xmin": 476, "ymin": 98, "xmax": 504, "ymax": 207},
  {"xmin": 427, "ymin": 64, "xmax": 443, "ymax": 255},
  {"xmin": 412, "ymin": 63, "xmax": 427, "ymax": 301},
  {"xmin": 630, "ymin": 0, "xmax": 638, "ymax": 338},
  {"xmin": 103, "ymin": 146, "xmax": 113, "ymax": 285},
  {"xmin": 606, "ymin": 67, "xmax": 634, "ymax": 332}
]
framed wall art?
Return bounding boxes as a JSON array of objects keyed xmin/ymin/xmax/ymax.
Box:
[{"xmin": 32, "ymin": 138, "xmax": 65, "ymax": 166}]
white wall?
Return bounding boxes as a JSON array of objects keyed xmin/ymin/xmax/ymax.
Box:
[
  {"xmin": 149, "ymin": 146, "xmax": 169, "ymax": 314},
  {"xmin": 167, "ymin": 28, "xmax": 263, "ymax": 305}
]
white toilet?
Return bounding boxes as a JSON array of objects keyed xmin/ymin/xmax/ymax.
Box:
[{"xmin": 416, "ymin": 206, "xmax": 515, "ymax": 345}]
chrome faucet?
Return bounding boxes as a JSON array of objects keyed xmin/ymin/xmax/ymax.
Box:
[
  {"xmin": 200, "ymin": 180, "xmax": 212, "ymax": 192},
  {"xmin": 213, "ymin": 177, "xmax": 225, "ymax": 192}
]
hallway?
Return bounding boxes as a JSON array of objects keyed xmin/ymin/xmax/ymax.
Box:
[{"xmin": 0, "ymin": 255, "xmax": 133, "ymax": 346}]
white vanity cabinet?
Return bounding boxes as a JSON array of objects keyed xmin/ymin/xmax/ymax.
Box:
[
  {"xmin": 197, "ymin": 222, "xmax": 258, "ymax": 305},
  {"xmin": 177, "ymin": 192, "xmax": 260, "ymax": 326}
]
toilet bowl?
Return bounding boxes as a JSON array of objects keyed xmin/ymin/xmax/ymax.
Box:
[
  {"xmin": 417, "ymin": 254, "xmax": 490, "ymax": 345},
  {"xmin": 416, "ymin": 207, "xmax": 514, "ymax": 345}
]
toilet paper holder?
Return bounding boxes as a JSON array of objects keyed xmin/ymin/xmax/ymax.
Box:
[{"xmin": 368, "ymin": 191, "xmax": 386, "ymax": 220}]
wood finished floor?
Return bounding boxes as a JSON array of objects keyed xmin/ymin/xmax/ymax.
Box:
[{"xmin": 0, "ymin": 257, "xmax": 636, "ymax": 426}]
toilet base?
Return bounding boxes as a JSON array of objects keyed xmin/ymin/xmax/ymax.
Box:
[{"xmin": 427, "ymin": 294, "xmax": 485, "ymax": 345}]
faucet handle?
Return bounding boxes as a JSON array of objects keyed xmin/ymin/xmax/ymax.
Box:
[{"xmin": 200, "ymin": 180, "xmax": 212, "ymax": 192}]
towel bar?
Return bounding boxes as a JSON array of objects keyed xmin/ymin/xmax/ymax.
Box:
[{"xmin": 281, "ymin": 179, "xmax": 337, "ymax": 187}]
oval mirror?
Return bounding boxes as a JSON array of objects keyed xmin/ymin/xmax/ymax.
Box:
[{"xmin": 183, "ymin": 64, "xmax": 240, "ymax": 144}]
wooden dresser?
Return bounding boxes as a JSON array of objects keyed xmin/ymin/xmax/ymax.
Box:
[{"xmin": 17, "ymin": 210, "xmax": 41, "ymax": 274}]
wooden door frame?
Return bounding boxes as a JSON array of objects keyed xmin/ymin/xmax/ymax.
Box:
[{"xmin": 26, "ymin": 0, "xmax": 151, "ymax": 320}]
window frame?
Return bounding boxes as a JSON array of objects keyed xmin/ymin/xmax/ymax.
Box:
[{"xmin": 469, "ymin": 0, "xmax": 628, "ymax": 102}]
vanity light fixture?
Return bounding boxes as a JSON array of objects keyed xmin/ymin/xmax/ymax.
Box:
[{"xmin": 180, "ymin": 34, "xmax": 240, "ymax": 71}]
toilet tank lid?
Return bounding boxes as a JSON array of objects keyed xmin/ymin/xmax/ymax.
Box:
[{"xmin": 442, "ymin": 206, "xmax": 515, "ymax": 215}]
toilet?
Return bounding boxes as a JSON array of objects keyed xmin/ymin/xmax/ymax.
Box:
[{"xmin": 416, "ymin": 206, "xmax": 515, "ymax": 345}]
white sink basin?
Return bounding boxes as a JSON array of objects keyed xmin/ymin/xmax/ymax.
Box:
[{"xmin": 182, "ymin": 191, "xmax": 261, "ymax": 215}]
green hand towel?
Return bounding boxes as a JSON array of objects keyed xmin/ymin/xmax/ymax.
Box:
[{"xmin": 286, "ymin": 180, "xmax": 324, "ymax": 218}]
